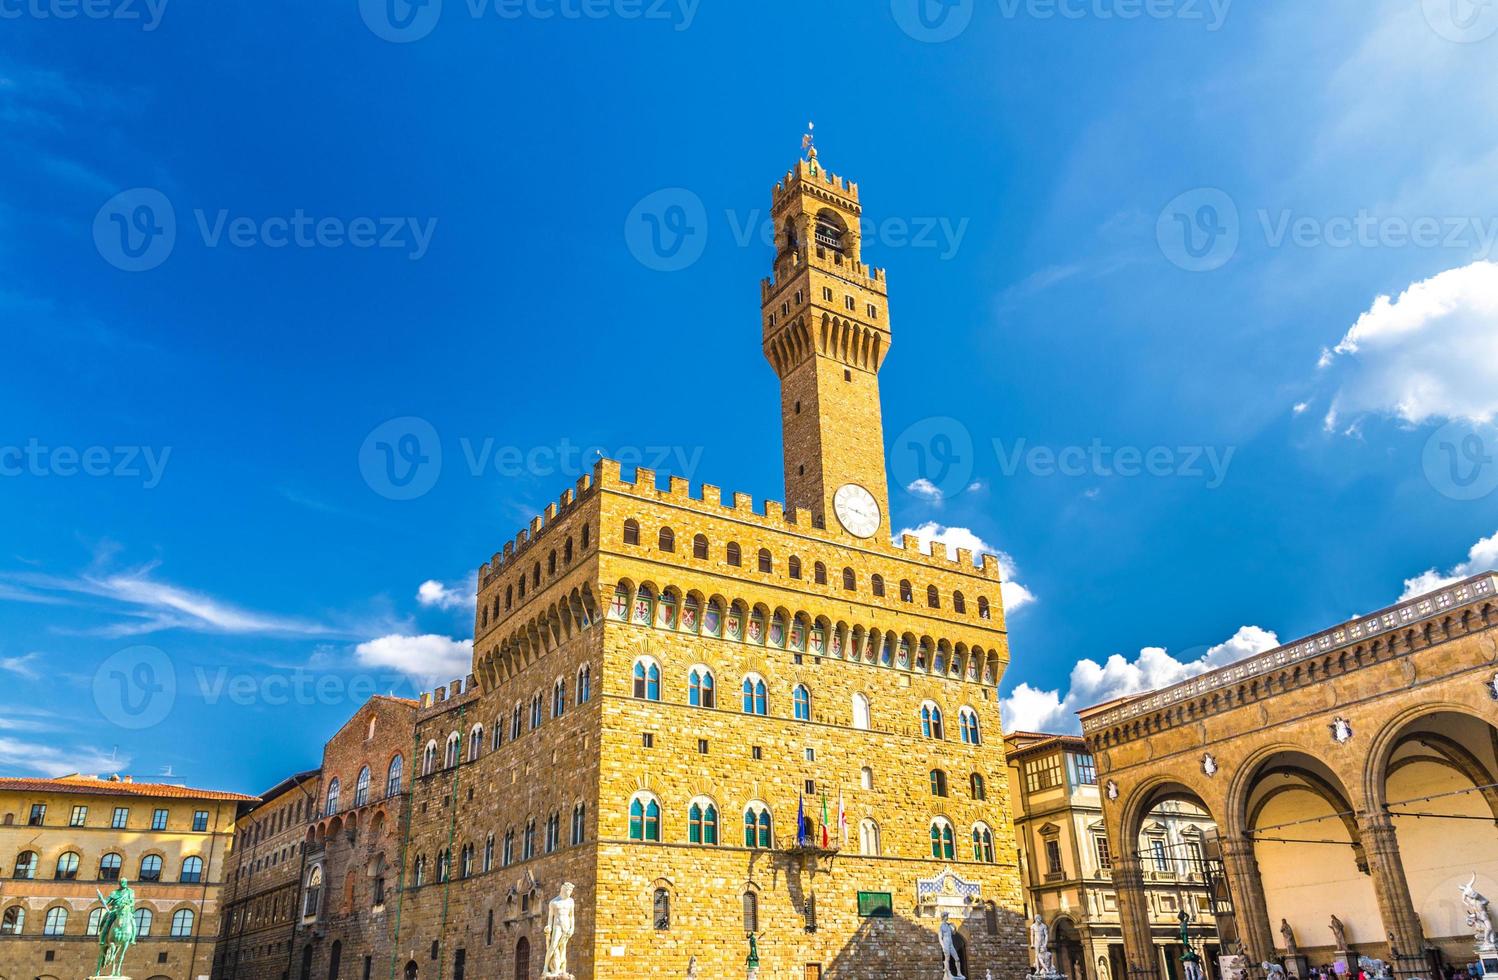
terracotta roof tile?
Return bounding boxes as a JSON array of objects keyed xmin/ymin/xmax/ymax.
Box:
[{"xmin": 0, "ymin": 775, "xmax": 257, "ymax": 803}]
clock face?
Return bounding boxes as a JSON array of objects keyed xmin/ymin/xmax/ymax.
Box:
[{"xmin": 833, "ymin": 483, "xmax": 881, "ymax": 539}]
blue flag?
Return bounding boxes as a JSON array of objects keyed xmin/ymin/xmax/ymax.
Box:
[{"xmin": 796, "ymin": 791, "xmax": 806, "ymax": 846}]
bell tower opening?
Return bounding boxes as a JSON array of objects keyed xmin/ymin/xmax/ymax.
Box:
[{"xmin": 760, "ymin": 130, "xmax": 893, "ymax": 539}]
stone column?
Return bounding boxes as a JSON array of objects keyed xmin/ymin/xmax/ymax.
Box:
[
  {"xmin": 1217, "ymin": 837, "xmax": 1275, "ymax": 963},
  {"xmin": 1115, "ymin": 855, "xmax": 1161, "ymax": 980},
  {"xmin": 1357, "ymin": 812, "xmax": 1427, "ymax": 979}
]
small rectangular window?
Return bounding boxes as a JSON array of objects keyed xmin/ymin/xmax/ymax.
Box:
[
  {"xmin": 804, "ymin": 779, "xmax": 815, "ymax": 795},
  {"xmin": 112, "ymin": 807, "xmax": 129, "ymax": 829},
  {"xmin": 152, "ymin": 808, "xmax": 169, "ymax": 831},
  {"xmin": 697, "ymin": 739, "xmax": 709, "ymax": 754},
  {"xmin": 193, "ymin": 810, "xmax": 210, "ymax": 832},
  {"xmin": 28, "ymin": 803, "xmax": 45, "ymax": 826},
  {"xmin": 804, "ymin": 747, "xmax": 815, "ymax": 762},
  {"xmin": 822, "ymin": 287, "xmax": 833, "ymax": 301},
  {"xmin": 642, "ymin": 733, "xmax": 654, "ymax": 749},
  {"xmin": 845, "ymin": 295, "xmax": 855, "ymax": 310},
  {"xmin": 1045, "ymin": 837, "xmax": 1063, "ymax": 874},
  {"xmin": 751, "ymin": 746, "xmax": 763, "ymax": 760},
  {"xmin": 70, "ymin": 805, "xmax": 88, "ymax": 827}
]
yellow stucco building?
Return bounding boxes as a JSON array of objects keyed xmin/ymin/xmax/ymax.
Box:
[{"xmin": 0, "ymin": 773, "xmax": 252, "ymax": 980}]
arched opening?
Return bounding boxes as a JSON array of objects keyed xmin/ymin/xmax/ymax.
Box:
[
  {"xmin": 515, "ymin": 936, "xmax": 531, "ymax": 980},
  {"xmin": 1241, "ymin": 749, "xmax": 1374, "ymax": 967},
  {"xmin": 1055, "ymin": 915, "xmax": 1086, "ymax": 980},
  {"xmin": 1374, "ymin": 709, "xmax": 1498, "ymax": 971}
]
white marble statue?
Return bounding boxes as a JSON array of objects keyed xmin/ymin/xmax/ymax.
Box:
[
  {"xmin": 542, "ymin": 882, "xmax": 576, "ymax": 979},
  {"xmin": 685, "ymin": 955, "xmax": 698, "ymax": 979},
  {"xmin": 1461, "ymin": 874, "xmax": 1498, "ymax": 949},
  {"xmin": 1262, "ymin": 962, "xmax": 1287, "ymax": 980},
  {"xmin": 939, "ymin": 913, "xmax": 965, "ymax": 980},
  {"xmin": 1031, "ymin": 914, "xmax": 1057, "ymax": 975}
]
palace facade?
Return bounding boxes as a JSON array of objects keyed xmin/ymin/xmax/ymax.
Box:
[
  {"xmin": 275, "ymin": 148, "xmax": 1031, "ymax": 980},
  {"xmin": 0, "ymin": 774, "xmax": 253, "ymax": 980}
]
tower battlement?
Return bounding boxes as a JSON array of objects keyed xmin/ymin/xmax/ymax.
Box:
[
  {"xmin": 773, "ymin": 157, "xmax": 861, "ymax": 205},
  {"xmin": 759, "ymin": 247, "xmax": 887, "ymax": 305}
]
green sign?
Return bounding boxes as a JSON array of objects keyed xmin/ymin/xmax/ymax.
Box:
[{"xmin": 857, "ymin": 891, "xmax": 894, "ymax": 918}]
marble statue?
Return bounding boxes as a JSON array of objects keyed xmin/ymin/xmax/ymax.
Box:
[
  {"xmin": 939, "ymin": 912, "xmax": 965, "ymax": 980},
  {"xmin": 94, "ymin": 877, "xmax": 138, "ymax": 978},
  {"xmin": 685, "ymin": 955, "xmax": 699, "ymax": 978},
  {"xmin": 1357, "ymin": 956, "xmax": 1392, "ymax": 980},
  {"xmin": 1031, "ymin": 914, "xmax": 1057, "ymax": 975},
  {"xmin": 1329, "ymin": 914, "xmax": 1349, "ymax": 951},
  {"xmin": 1262, "ymin": 962, "xmax": 1287, "ymax": 980},
  {"xmin": 1281, "ymin": 919, "xmax": 1299, "ymax": 957},
  {"xmin": 542, "ymin": 882, "xmax": 576, "ymax": 979},
  {"xmin": 1461, "ymin": 874, "xmax": 1498, "ymax": 948}
]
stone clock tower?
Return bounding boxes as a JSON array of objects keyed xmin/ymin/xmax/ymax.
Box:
[{"xmin": 761, "ymin": 140, "xmax": 893, "ymax": 539}]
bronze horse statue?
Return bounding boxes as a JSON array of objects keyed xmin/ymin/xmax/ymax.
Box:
[{"xmin": 95, "ymin": 878, "xmax": 138, "ymax": 978}]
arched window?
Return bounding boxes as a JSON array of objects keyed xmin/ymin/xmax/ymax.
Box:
[
  {"xmin": 653, "ymin": 887, "xmax": 671, "ymax": 930},
  {"xmin": 581, "ymin": 523, "xmax": 590, "ymax": 549},
  {"xmin": 899, "ymin": 579, "xmax": 913, "ymax": 602},
  {"xmin": 306, "ymin": 865, "xmax": 326, "ymax": 916},
  {"xmin": 422, "ymin": 740, "xmax": 438, "ymax": 776},
  {"xmin": 814, "ymin": 562, "xmax": 827, "ymax": 584},
  {"xmin": 387, "ymin": 754, "xmax": 404, "ymax": 797},
  {"xmin": 692, "ymin": 534, "xmax": 709, "ymax": 559},
  {"xmin": 505, "ymin": 585, "xmax": 513, "ymax": 610},
  {"xmin": 44, "ymin": 906, "xmax": 68, "ymax": 936},
  {"xmin": 930, "ymin": 769, "xmax": 949, "ymax": 797},
  {"xmin": 484, "ymin": 834, "xmax": 495, "ymax": 871},
  {"xmin": 852, "ymin": 692, "xmax": 871, "ymax": 730},
  {"xmin": 577, "ymin": 665, "xmax": 592, "ymax": 704},
  {"xmin": 552, "ymin": 679, "xmax": 567, "ymax": 718},
  {"xmin": 445, "ymin": 733, "xmax": 461, "ymax": 769},
  {"xmin": 842, "ymin": 567, "xmax": 856, "ymax": 591},
  {"xmin": 742, "ymin": 891, "xmax": 759, "ymax": 933},
  {"xmin": 743, "ymin": 803, "xmax": 773, "ymax": 849},
  {"xmin": 959, "ymin": 707, "xmax": 981, "ymax": 745},
  {"xmin": 927, "ymin": 584, "xmax": 940, "ymax": 608},
  {"xmin": 628, "ymin": 794, "xmax": 661, "ymax": 842},
  {"xmin": 688, "ymin": 799, "xmax": 719, "ymax": 845},
  {"xmin": 741, "ymin": 675, "xmax": 768, "ymax": 716},
  {"xmin": 659, "ymin": 527, "xmax": 675, "ymax": 552},
  {"xmin": 87, "ymin": 906, "xmax": 105, "ymax": 935},
  {"xmin": 633, "ymin": 658, "xmax": 661, "ymax": 701},
  {"xmin": 511, "ymin": 705, "xmax": 523, "ymax": 740},
  {"xmin": 548, "ymin": 551, "xmax": 557, "ymax": 576},
  {"xmin": 860, "ymin": 766, "xmax": 874, "ymax": 790},
  {"xmin": 859, "ymin": 819, "xmax": 881, "ymax": 856},
  {"xmin": 953, "ymin": 591, "xmax": 966, "ymax": 614},
  {"xmin": 412, "ymin": 856, "xmax": 425, "ymax": 888},
  {"xmin": 788, "ymin": 556, "xmax": 802, "ymax": 579},
  {"xmin": 623, "ymin": 519, "xmax": 640, "ymax": 545},
  {"xmin": 972, "ymin": 823, "xmax": 996, "ymax": 863},
  {"xmin": 872, "ymin": 574, "xmax": 885, "ymax": 597},
  {"xmin": 133, "ymin": 907, "xmax": 152, "ymax": 936},
  {"xmin": 181, "ymin": 856, "xmax": 205, "ymax": 883},
  {"xmin": 532, "ymin": 563, "xmax": 540, "ymax": 587},
  {"xmin": 546, "ymin": 812, "xmax": 561, "ymax": 853},
  {"xmin": 502, "ymin": 830, "xmax": 515, "ymax": 867},
  {"xmin": 921, "ymin": 702, "xmax": 945, "ymax": 740},
  {"xmin": 725, "ymin": 542, "xmax": 741, "ymax": 566},
  {"xmin": 978, "ymin": 596, "xmax": 991, "ymax": 620},
  {"xmin": 437, "ymin": 849, "xmax": 451, "ymax": 882},
  {"xmin": 571, "ymin": 803, "xmax": 586, "ymax": 845},
  {"xmin": 757, "ymin": 548, "xmax": 772, "ymax": 573},
  {"xmin": 326, "ymin": 777, "xmax": 341, "ymax": 814},
  {"xmin": 688, "ymin": 666, "xmax": 715, "ymax": 708},
  {"xmin": 55, "ymin": 851, "xmax": 80, "ymax": 880},
  {"xmin": 99, "ymin": 852, "xmax": 122, "ymax": 881},
  {"xmin": 530, "ymin": 693, "xmax": 544, "ymax": 730},
  {"xmin": 564, "ymin": 537, "xmax": 574, "ymax": 564},
  {"xmin": 171, "ymin": 908, "xmax": 195, "ymax": 937},
  {"xmin": 930, "ymin": 818, "xmax": 956, "ymax": 860},
  {"xmin": 970, "ymin": 772, "xmax": 987, "ymax": 801},
  {"xmin": 793, "ymin": 684, "xmax": 811, "ymax": 722},
  {"xmin": 139, "ymin": 854, "xmax": 163, "ymax": 881},
  {"xmin": 1, "ymin": 905, "xmax": 24, "ymax": 934},
  {"xmin": 355, "ymin": 766, "xmax": 371, "ymax": 807}
]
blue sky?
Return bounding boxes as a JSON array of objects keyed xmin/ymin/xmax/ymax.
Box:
[{"xmin": 3, "ymin": 0, "xmax": 1498, "ymax": 795}]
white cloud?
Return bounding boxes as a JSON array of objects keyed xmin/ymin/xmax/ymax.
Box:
[
  {"xmin": 1318, "ymin": 262, "xmax": 1498, "ymax": 428},
  {"xmin": 1001, "ymin": 625, "xmax": 1280, "ymax": 734},
  {"xmin": 896, "ymin": 522, "xmax": 1036, "ymax": 613},
  {"xmin": 354, "ymin": 634, "xmax": 473, "ymax": 690},
  {"xmin": 0, "ymin": 653, "xmax": 40, "ymax": 679},
  {"xmin": 1399, "ymin": 530, "xmax": 1498, "ymax": 602},
  {"xmin": 906, "ymin": 479, "xmax": 944, "ymax": 502},
  {"xmin": 417, "ymin": 578, "xmax": 474, "ymax": 612},
  {"xmin": 0, "ymin": 737, "xmax": 127, "ymax": 778}
]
